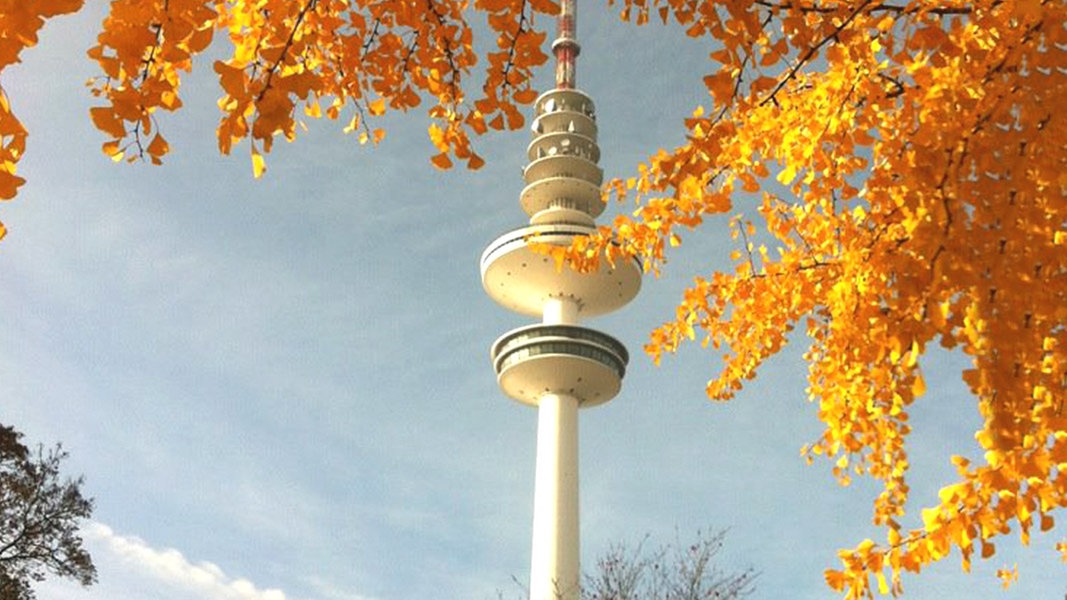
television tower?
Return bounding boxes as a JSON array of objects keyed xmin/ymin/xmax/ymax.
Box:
[{"xmin": 480, "ymin": 1, "xmax": 642, "ymax": 598}]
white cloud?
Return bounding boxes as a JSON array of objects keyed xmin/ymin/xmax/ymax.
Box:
[
  {"xmin": 30, "ymin": 522, "xmax": 381, "ymax": 600},
  {"xmin": 86, "ymin": 522, "xmax": 288, "ymax": 600}
]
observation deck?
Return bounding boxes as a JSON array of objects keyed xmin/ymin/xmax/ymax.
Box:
[
  {"xmin": 480, "ymin": 224, "xmax": 641, "ymax": 318},
  {"xmin": 491, "ymin": 324, "xmax": 629, "ymax": 407}
]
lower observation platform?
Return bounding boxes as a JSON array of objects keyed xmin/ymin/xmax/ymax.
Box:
[
  {"xmin": 480, "ymin": 224, "xmax": 641, "ymax": 318},
  {"xmin": 491, "ymin": 324, "xmax": 629, "ymax": 407}
]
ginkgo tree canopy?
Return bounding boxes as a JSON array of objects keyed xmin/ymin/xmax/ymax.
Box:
[{"xmin": 0, "ymin": 1, "xmax": 1064, "ymax": 598}]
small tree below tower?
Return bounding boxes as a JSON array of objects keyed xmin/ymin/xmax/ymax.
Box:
[{"xmin": 0, "ymin": 424, "xmax": 96, "ymax": 600}]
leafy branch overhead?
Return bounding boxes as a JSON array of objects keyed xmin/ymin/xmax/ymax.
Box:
[
  {"xmin": 0, "ymin": 0, "xmax": 556, "ymax": 209},
  {"xmin": 0, "ymin": 1, "xmax": 1064, "ymax": 599},
  {"xmin": 556, "ymin": 1, "xmax": 1063, "ymax": 598}
]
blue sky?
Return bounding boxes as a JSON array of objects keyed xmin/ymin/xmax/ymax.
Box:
[{"xmin": 1, "ymin": 4, "xmax": 1063, "ymax": 600}]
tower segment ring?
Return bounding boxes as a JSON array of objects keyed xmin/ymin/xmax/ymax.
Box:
[
  {"xmin": 519, "ymin": 176, "xmax": 605, "ymax": 219},
  {"xmin": 531, "ymin": 111, "xmax": 597, "ymax": 140},
  {"xmin": 523, "ymin": 155, "xmax": 603, "ymax": 187},
  {"xmin": 526, "ymin": 131, "xmax": 601, "ymax": 164},
  {"xmin": 533, "ymin": 89, "xmax": 596, "ymax": 120}
]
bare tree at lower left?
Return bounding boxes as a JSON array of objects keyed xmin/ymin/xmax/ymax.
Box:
[{"xmin": 0, "ymin": 423, "xmax": 96, "ymax": 599}]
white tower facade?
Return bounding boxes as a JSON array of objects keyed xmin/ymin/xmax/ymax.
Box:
[{"xmin": 481, "ymin": 2, "xmax": 641, "ymax": 598}]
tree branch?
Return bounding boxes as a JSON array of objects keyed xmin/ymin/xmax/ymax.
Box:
[
  {"xmin": 754, "ymin": 1, "xmax": 976, "ymax": 15},
  {"xmin": 256, "ymin": 0, "xmax": 319, "ymax": 103},
  {"xmin": 760, "ymin": 0, "xmax": 873, "ymax": 107}
]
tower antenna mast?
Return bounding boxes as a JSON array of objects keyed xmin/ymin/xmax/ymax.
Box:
[{"xmin": 554, "ymin": 0, "xmax": 579, "ymax": 89}]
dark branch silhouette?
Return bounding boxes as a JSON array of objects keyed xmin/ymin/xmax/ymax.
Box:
[{"xmin": 0, "ymin": 424, "xmax": 96, "ymax": 600}]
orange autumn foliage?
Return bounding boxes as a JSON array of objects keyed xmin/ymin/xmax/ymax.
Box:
[
  {"xmin": 0, "ymin": 1, "xmax": 1064, "ymax": 598},
  {"xmin": 558, "ymin": 1, "xmax": 1065, "ymax": 598},
  {"xmin": 0, "ymin": 0, "xmax": 554, "ymax": 235},
  {"xmin": 0, "ymin": 0, "xmax": 85, "ymax": 238}
]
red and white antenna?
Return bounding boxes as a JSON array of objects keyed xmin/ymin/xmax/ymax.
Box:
[{"xmin": 553, "ymin": 0, "xmax": 580, "ymax": 89}]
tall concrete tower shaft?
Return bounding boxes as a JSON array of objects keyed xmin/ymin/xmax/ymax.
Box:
[{"xmin": 481, "ymin": 3, "xmax": 640, "ymax": 599}]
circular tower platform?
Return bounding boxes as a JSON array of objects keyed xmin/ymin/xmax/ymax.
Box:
[
  {"xmin": 481, "ymin": 224, "xmax": 642, "ymax": 318},
  {"xmin": 491, "ymin": 324, "xmax": 629, "ymax": 407}
]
